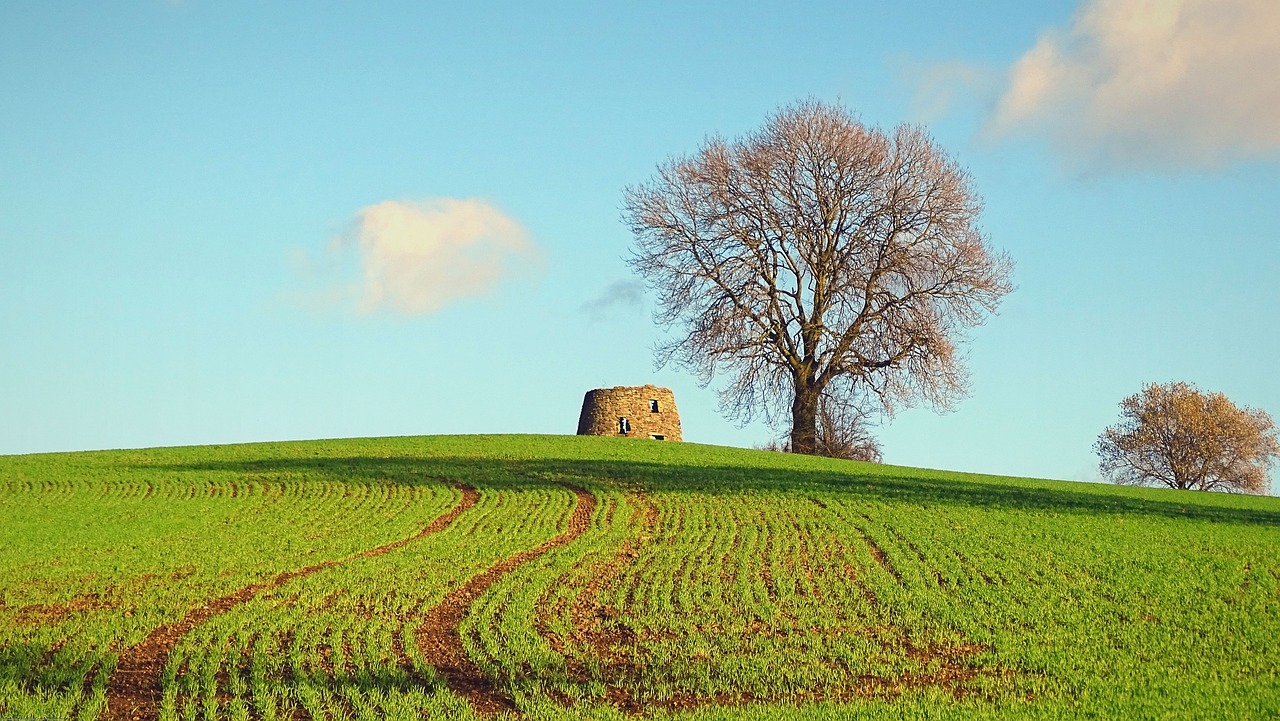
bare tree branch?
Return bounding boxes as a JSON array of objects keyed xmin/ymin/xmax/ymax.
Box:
[{"xmin": 624, "ymin": 100, "xmax": 1014, "ymax": 454}]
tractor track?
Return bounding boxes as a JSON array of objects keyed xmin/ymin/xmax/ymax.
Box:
[
  {"xmin": 415, "ymin": 483, "xmax": 596, "ymax": 715},
  {"xmin": 545, "ymin": 490, "xmax": 660, "ymax": 712},
  {"xmin": 102, "ymin": 483, "xmax": 479, "ymax": 721}
]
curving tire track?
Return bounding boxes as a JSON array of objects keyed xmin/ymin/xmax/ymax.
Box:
[
  {"xmin": 415, "ymin": 483, "xmax": 596, "ymax": 715},
  {"xmin": 566, "ymin": 491, "xmax": 657, "ymax": 656},
  {"xmin": 536, "ymin": 490, "xmax": 659, "ymax": 712},
  {"xmin": 103, "ymin": 483, "xmax": 480, "ymax": 721}
]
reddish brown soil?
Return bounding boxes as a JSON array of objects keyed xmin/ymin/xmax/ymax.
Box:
[
  {"xmin": 12, "ymin": 592, "xmax": 116, "ymax": 627},
  {"xmin": 856, "ymin": 514, "xmax": 901, "ymax": 581},
  {"xmin": 415, "ymin": 483, "xmax": 596, "ymax": 715},
  {"xmin": 558, "ymin": 492, "xmax": 658, "ymax": 661},
  {"xmin": 102, "ymin": 484, "xmax": 480, "ymax": 721},
  {"xmin": 532, "ymin": 491, "xmax": 659, "ymax": 712}
]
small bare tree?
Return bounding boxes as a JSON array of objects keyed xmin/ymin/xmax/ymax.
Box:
[
  {"xmin": 814, "ymin": 397, "xmax": 882, "ymax": 463},
  {"xmin": 624, "ymin": 100, "xmax": 1013, "ymax": 454},
  {"xmin": 1096, "ymin": 382, "xmax": 1279, "ymax": 494},
  {"xmin": 759, "ymin": 396, "xmax": 882, "ymax": 463}
]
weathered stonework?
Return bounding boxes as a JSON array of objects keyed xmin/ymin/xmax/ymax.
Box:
[{"xmin": 576, "ymin": 385, "xmax": 682, "ymax": 441}]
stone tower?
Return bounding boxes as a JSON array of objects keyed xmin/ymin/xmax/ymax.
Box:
[{"xmin": 576, "ymin": 385, "xmax": 682, "ymax": 441}]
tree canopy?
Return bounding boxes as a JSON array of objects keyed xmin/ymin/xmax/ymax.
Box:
[
  {"xmin": 624, "ymin": 100, "xmax": 1013, "ymax": 454},
  {"xmin": 1096, "ymin": 381, "xmax": 1278, "ymax": 494}
]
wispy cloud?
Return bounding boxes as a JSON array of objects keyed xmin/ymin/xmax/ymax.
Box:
[
  {"xmin": 295, "ymin": 197, "xmax": 541, "ymax": 316},
  {"xmin": 902, "ymin": 59, "xmax": 996, "ymax": 124},
  {"xmin": 581, "ymin": 279, "xmax": 645, "ymax": 322},
  {"xmin": 987, "ymin": 0, "xmax": 1280, "ymax": 170}
]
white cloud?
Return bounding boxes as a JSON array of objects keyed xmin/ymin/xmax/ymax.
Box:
[
  {"xmin": 989, "ymin": 0, "xmax": 1280, "ymax": 170},
  {"xmin": 306, "ymin": 197, "xmax": 541, "ymax": 316}
]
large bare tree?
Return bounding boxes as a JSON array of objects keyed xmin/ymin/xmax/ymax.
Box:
[
  {"xmin": 1096, "ymin": 382, "xmax": 1278, "ymax": 494},
  {"xmin": 624, "ymin": 101, "xmax": 1014, "ymax": 454}
]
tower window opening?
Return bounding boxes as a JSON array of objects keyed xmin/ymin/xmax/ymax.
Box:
[
  {"xmin": 650, "ymin": 399, "xmax": 659, "ymax": 412},
  {"xmin": 619, "ymin": 417, "xmax": 630, "ymax": 435},
  {"xmin": 651, "ymin": 434, "xmax": 666, "ymax": 440}
]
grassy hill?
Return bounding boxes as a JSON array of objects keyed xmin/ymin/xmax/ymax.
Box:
[{"xmin": 1, "ymin": 434, "xmax": 1277, "ymax": 719}]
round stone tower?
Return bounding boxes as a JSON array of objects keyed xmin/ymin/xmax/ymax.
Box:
[{"xmin": 576, "ymin": 385, "xmax": 682, "ymax": 441}]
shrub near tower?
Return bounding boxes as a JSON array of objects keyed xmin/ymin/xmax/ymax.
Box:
[{"xmin": 576, "ymin": 385, "xmax": 682, "ymax": 441}]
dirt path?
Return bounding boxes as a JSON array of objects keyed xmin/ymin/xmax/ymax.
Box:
[
  {"xmin": 103, "ymin": 483, "xmax": 480, "ymax": 721},
  {"xmin": 415, "ymin": 483, "xmax": 597, "ymax": 715},
  {"xmin": 565, "ymin": 491, "xmax": 657, "ymax": 657},
  {"xmin": 536, "ymin": 490, "xmax": 659, "ymax": 712}
]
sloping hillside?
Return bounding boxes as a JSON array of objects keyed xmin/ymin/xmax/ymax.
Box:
[{"xmin": 1, "ymin": 435, "xmax": 1277, "ymax": 719}]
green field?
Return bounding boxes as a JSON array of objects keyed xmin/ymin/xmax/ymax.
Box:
[{"xmin": 1, "ymin": 434, "xmax": 1277, "ymax": 720}]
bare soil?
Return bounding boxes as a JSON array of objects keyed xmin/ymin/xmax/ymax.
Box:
[{"xmin": 12, "ymin": 592, "xmax": 116, "ymax": 627}]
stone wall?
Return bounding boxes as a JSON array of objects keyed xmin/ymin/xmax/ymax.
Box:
[{"xmin": 576, "ymin": 385, "xmax": 682, "ymax": 441}]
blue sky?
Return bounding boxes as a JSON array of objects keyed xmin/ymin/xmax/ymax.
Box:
[{"xmin": 2, "ymin": 0, "xmax": 1277, "ymax": 488}]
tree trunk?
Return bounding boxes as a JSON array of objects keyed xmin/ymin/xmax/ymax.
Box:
[{"xmin": 790, "ymin": 386, "xmax": 820, "ymax": 455}]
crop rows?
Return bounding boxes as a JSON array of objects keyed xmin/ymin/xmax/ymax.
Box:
[
  {"xmin": 3, "ymin": 435, "xmax": 1279, "ymax": 719},
  {"xmin": 151, "ymin": 480, "xmax": 579, "ymax": 720},
  {"xmin": 503, "ymin": 489, "xmax": 998, "ymax": 712},
  {"xmin": 1, "ymin": 444, "xmax": 463, "ymax": 720}
]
